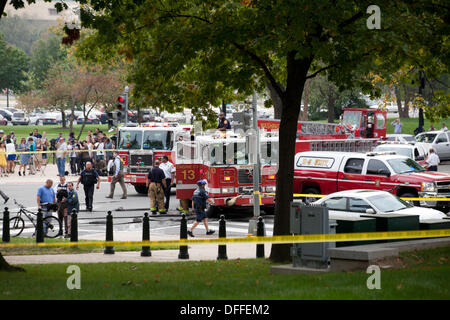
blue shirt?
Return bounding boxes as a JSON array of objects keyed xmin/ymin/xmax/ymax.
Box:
[
  {"xmin": 192, "ymin": 187, "xmax": 210, "ymax": 211},
  {"xmin": 392, "ymin": 123, "xmax": 402, "ymax": 134},
  {"xmin": 114, "ymin": 156, "xmax": 121, "ymax": 176},
  {"xmin": 37, "ymin": 186, "xmax": 56, "ymax": 204}
]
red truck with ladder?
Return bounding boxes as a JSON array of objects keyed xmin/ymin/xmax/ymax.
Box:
[
  {"xmin": 113, "ymin": 122, "xmax": 192, "ymax": 194},
  {"xmin": 175, "ymin": 107, "xmax": 387, "ymax": 216}
]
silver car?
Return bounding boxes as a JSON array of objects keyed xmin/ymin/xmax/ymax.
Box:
[
  {"xmin": 416, "ymin": 131, "xmax": 450, "ymax": 160},
  {"xmin": 11, "ymin": 112, "xmax": 30, "ymax": 125}
]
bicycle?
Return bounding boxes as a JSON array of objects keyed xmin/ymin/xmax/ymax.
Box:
[{"xmin": 8, "ymin": 199, "xmax": 61, "ymax": 238}]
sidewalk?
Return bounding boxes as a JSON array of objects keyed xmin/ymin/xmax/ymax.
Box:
[{"xmin": 3, "ymin": 232, "xmax": 272, "ymax": 265}]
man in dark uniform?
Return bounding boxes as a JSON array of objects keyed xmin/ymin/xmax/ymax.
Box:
[
  {"xmin": 187, "ymin": 180, "xmax": 215, "ymax": 237},
  {"xmin": 76, "ymin": 161, "xmax": 100, "ymax": 212},
  {"xmin": 146, "ymin": 160, "xmax": 166, "ymax": 215},
  {"xmin": 217, "ymin": 112, "xmax": 231, "ymax": 131}
]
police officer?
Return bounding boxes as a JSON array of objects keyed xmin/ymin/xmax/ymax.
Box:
[
  {"xmin": 76, "ymin": 161, "xmax": 100, "ymax": 212},
  {"xmin": 146, "ymin": 160, "xmax": 166, "ymax": 215},
  {"xmin": 187, "ymin": 180, "xmax": 215, "ymax": 237},
  {"xmin": 106, "ymin": 151, "xmax": 127, "ymax": 199},
  {"xmin": 217, "ymin": 112, "xmax": 231, "ymax": 131},
  {"xmin": 54, "ymin": 176, "xmax": 69, "ymax": 236}
]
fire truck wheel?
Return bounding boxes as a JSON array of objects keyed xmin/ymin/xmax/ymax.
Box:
[
  {"xmin": 134, "ymin": 185, "xmax": 149, "ymax": 194},
  {"xmin": 400, "ymin": 192, "xmax": 420, "ymax": 207},
  {"xmin": 303, "ymin": 187, "xmax": 320, "ymax": 204}
]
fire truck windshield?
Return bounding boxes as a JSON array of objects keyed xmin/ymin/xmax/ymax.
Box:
[
  {"xmin": 343, "ymin": 111, "xmax": 361, "ymax": 127},
  {"xmin": 119, "ymin": 130, "xmax": 142, "ymax": 150},
  {"xmin": 143, "ymin": 131, "xmax": 174, "ymax": 150},
  {"xmin": 209, "ymin": 142, "xmax": 249, "ymax": 165}
]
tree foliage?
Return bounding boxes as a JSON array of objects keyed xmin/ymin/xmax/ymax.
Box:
[{"xmin": 0, "ymin": 36, "xmax": 29, "ymax": 92}]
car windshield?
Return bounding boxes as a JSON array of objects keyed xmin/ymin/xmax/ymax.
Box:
[
  {"xmin": 416, "ymin": 133, "xmax": 437, "ymax": 143},
  {"xmin": 342, "ymin": 111, "xmax": 362, "ymax": 127},
  {"xmin": 13, "ymin": 113, "xmax": 24, "ymax": 117},
  {"xmin": 118, "ymin": 130, "xmax": 142, "ymax": 150},
  {"xmin": 374, "ymin": 146, "xmax": 412, "ymax": 158},
  {"xmin": 368, "ymin": 194, "xmax": 411, "ymax": 212},
  {"xmin": 387, "ymin": 158, "xmax": 425, "ymax": 173},
  {"xmin": 143, "ymin": 130, "xmax": 174, "ymax": 150}
]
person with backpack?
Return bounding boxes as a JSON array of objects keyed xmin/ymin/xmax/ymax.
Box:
[
  {"xmin": 54, "ymin": 176, "xmax": 69, "ymax": 237},
  {"xmin": 76, "ymin": 161, "xmax": 100, "ymax": 212},
  {"xmin": 106, "ymin": 151, "xmax": 127, "ymax": 199}
]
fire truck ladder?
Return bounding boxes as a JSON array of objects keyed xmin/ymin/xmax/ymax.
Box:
[{"xmin": 309, "ymin": 139, "xmax": 378, "ymax": 152}]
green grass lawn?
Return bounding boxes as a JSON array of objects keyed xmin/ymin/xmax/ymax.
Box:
[
  {"xmin": 386, "ymin": 117, "xmax": 450, "ymax": 135},
  {"xmin": 1, "ymin": 237, "xmax": 179, "ymax": 255},
  {"xmin": 0, "ymin": 124, "xmax": 109, "ymax": 141},
  {"xmin": 1, "ymin": 246, "xmax": 449, "ymax": 299}
]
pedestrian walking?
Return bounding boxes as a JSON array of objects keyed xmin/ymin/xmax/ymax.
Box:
[
  {"xmin": 56, "ymin": 137, "xmax": 68, "ymax": 176},
  {"xmin": 68, "ymin": 140, "xmax": 78, "ymax": 175},
  {"xmin": 146, "ymin": 160, "xmax": 166, "ymax": 214},
  {"xmin": 391, "ymin": 119, "xmax": 402, "ymax": 134},
  {"xmin": 54, "ymin": 176, "xmax": 69, "ymax": 237},
  {"xmin": 425, "ymin": 148, "xmax": 440, "ymax": 171},
  {"xmin": 36, "ymin": 179, "xmax": 57, "ymax": 236},
  {"xmin": 159, "ymin": 155, "xmax": 175, "ymax": 211},
  {"xmin": 187, "ymin": 180, "xmax": 215, "ymax": 237},
  {"xmin": 106, "ymin": 151, "xmax": 127, "ymax": 199},
  {"xmin": 65, "ymin": 182, "xmax": 79, "ymax": 238},
  {"xmin": 76, "ymin": 161, "xmax": 100, "ymax": 212}
]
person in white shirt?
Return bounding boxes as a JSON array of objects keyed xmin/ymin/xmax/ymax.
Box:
[
  {"xmin": 56, "ymin": 138, "xmax": 68, "ymax": 176},
  {"xmin": 425, "ymin": 148, "xmax": 440, "ymax": 171},
  {"xmin": 159, "ymin": 155, "xmax": 176, "ymax": 211},
  {"xmin": 5, "ymin": 138, "xmax": 16, "ymax": 174},
  {"xmin": 442, "ymin": 123, "xmax": 448, "ymax": 131}
]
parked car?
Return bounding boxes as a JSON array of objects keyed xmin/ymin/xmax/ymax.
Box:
[
  {"xmin": 42, "ymin": 114, "xmax": 58, "ymax": 125},
  {"xmin": 293, "ymin": 151, "xmax": 450, "ymax": 211},
  {"xmin": 315, "ymin": 189, "xmax": 448, "ymax": 222},
  {"xmin": 373, "ymin": 143, "xmax": 429, "ymax": 166},
  {"xmin": 384, "ymin": 134, "xmax": 416, "ymax": 144},
  {"xmin": 415, "ymin": 131, "xmax": 450, "ymax": 160},
  {"xmin": 0, "ymin": 108, "xmax": 14, "ymax": 121},
  {"xmin": 28, "ymin": 111, "xmax": 46, "ymax": 125},
  {"xmin": 76, "ymin": 115, "xmax": 100, "ymax": 124},
  {"xmin": 11, "ymin": 112, "xmax": 30, "ymax": 125},
  {"xmin": 0, "ymin": 114, "xmax": 7, "ymax": 125}
]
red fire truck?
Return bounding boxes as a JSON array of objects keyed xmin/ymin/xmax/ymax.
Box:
[
  {"xmin": 113, "ymin": 122, "xmax": 192, "ymax": 194},
  {"xmin": 175, "ymin": 108, "xmax": 387, "ymax": 216}
]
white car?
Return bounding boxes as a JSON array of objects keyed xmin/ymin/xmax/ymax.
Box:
[
  {"xmin": 315, "ymin": 189, "xmax": 448, "ymax": 222},
  {"xmin": 416, "ymin": 131, "xmax": 450, "ymax": 160},
  {"xmin": 373, "ymin": 143, "xmax": 429, "ymax": 164},
  {"xmin": 11, "ymin": 112, "xmax": 30, "ymax": 125}
]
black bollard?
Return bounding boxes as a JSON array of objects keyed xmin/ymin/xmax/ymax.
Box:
[
  {"xmin": 70, "ymin": 210, "xmax": 78, "ymax": 243},
  {"xmin": 178, "ymin": 213, "xmax": 189, "ymax": 259},
  {"xmin": 141, "ymin": 212, "xmax": 152, "ymax": 257},
  {"xmin": 104, "ymin": 211, "xmax": 115, "ymax": 254},
  {"xmin": 217, "ymin": 215, "xmax": 228, "ymax": 260},
  {"xmin": 36, "ymin": 208, "xmax": 44, "ymax": 243},
  {"xmin": 256, "ymin": 216, "xmax": 265, "ymax": 258},
  {"xmin": 2, "ymin": 207, "xmax": 10, "ymax": 243}
]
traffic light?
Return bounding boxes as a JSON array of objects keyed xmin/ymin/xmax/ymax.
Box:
[
  {"xmin": 117, "ymin": 95, "xmax": 126, "ymax": 121},
  {"xmin": 107, "ymin": 111, "xmax": 117, "ymax": 128}
]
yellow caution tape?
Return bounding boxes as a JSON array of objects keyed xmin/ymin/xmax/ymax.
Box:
[
  {"xmin": 264, "ymin": 193, "xmax": 450, "ymax": 202},
  {"xmin": 1, "ymin": 229, "xmax": 449, "ymax": 248},
  {"xmin": 7, "ymin": 149, "xmax": 117, "ymax": 155}
]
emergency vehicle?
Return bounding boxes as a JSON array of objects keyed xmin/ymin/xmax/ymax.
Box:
[
  {"xmin": 113, "ymin": 122, "xmax": 192, "ymax": 194},
  {"xmin": 293, "ymin": 151, "xmax": 450, "ymax": 211},
  {"xmin": 175, "ymin": 130, "xmax": 278, "ymax": 216}
]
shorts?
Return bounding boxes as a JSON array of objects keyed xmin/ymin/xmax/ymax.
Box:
[
  {"xmin": 195, "ymin": 210, "xmax": 207, "ymax": 222},
  {"xmin": 7, "ymin": 155, "xmax": 16, "ymax": 161}
]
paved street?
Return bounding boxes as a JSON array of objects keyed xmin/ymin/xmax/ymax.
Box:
[{"xmin": 0, "ymin": 164, "xmax": 274, "ymax": 242}]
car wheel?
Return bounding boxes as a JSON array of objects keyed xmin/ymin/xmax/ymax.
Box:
[{"xmin": 303, "ymin": 187, "xmax": 321, "ymax": 204}]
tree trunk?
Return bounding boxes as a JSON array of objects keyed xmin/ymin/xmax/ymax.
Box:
[
  {"xmin": 395, "ymin": 86, "xmax": 410, "ymax": 119},
  {"xmin": 327, "ymin": 88, "xmax": 335, "ymax": 123},
  {"xmin": 299, "ymin": 79, "xmax": 310, "ymax": 121},
  {"xmin": 61, "ymin": 109, "xmax": 67, "ymax": 128},
  {"xmin": 266, "ymin": 80, "xmax": 284, "ymax": 120},
  {"xmin": 270, "ymin": 57, "xmax": 310, "ymax": 262},
  {"xmin": 0, "ymin": 252, "xmax": 25, "ymax": 272}
]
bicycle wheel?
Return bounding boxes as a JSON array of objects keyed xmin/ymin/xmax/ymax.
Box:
[
  {"xmin": 9, "ymin": 217, "xmax": 25, "ymax": 237},
  {"xmin": 43, "ymin": 216, "xmax": 61, "ymax": 238}
]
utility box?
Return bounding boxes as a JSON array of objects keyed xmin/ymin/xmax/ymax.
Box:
[
  {"xmin": 360, "ymin": 213, "xmax": 419, "ymax": 243},
  {"xmin": 420, "ymin": 219, "xmax": 450, "ymax": 230},
  {"xmin": 336, "ymin": 216, "xmax": 377, "ymax": 247},
  {"xmin": 290, "ymin": 201, "xmax": 335, "ymax": 269}
]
